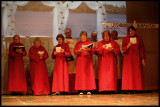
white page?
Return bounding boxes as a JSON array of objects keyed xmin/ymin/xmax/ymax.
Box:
[
  {"xmin": 105, "ymin": 43, "xmax": 112, "ymax": 49},
  {"xmin": 56, "ymin": 47, "xmax": 62, "ymax": 52},
  {"xmin": 130, "ymin": 37, "xmax": 137, "ymax": 44},
  {"xmin": 38, "ymin": 51, "xmax": 44, "ymax": 55}
]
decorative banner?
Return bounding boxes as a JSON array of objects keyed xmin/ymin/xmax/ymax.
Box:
[{"xmin": 102, "ymin": 20, "xmax": 159, "ymax": 28}]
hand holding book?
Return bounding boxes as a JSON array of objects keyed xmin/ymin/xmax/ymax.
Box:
[
  {"xmin": 38, "ymin": 51, "xmax": 44, "ymax": 59},
  {"xmin": 85, "ymin": 46, "xmax": 92, "ymax": 51},
  {"xmin": 127, "ymin": 42, "xmax": 132, "ymax": 49},
  {"xmin": 108, "ymin": 47, "xmax": 114, "ymax": 51},
  {"xmin": 14, "ymin": 46, "xmax": 25, "ymax": 53},
  {"xmin": 102, "ymin": 43, "xmax": 113, "ymax": 50},
  {"xmin": 39, "ymin": 54, "xmax": 44, "ymax": 59},
  {"xmin": 80, "ymin": 43, "xmax": 93, "ymax": 51}
]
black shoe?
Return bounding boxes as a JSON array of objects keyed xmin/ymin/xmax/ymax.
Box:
[{"xmin": 128, "ymin": 90, "xmax": 135, "ymax": 94}]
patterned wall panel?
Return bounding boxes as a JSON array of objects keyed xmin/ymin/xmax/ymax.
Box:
[{"xmin": 1, "ymin": 36, "xmax": 55, "ymax": 94}]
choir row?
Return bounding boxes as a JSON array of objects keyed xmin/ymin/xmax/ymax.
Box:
[{"xmin": 7, "ymin": 26, "xmax": 146, "ymax": 95}]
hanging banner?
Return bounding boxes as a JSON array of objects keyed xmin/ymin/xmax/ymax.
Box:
[{"xmin": 102, "ymin": 23, "xmax": 159, "ymax": 28}]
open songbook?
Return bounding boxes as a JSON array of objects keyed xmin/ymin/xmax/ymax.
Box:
[
  {"xmin": 13, "ymin": 46, "xmax": 25, "ymax": 51},
  {"xmin": 56, "ymin": 47, "xmax": 62, "ymax": 52},
  {"xmin": 81, "ymin": 43, "xmax": 93, "ymax": 49},
  {"xmin": 130, "ymin": 37, "xmax": 137, "ymax": 44},
  {"xmin": 103, "ymin": 43, "xmax": 112, "ymax": 49}
]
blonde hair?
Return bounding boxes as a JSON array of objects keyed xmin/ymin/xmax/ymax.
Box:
[{"xmin": 33, "ymin": 37, "xmax": 41, "ymax": 44}]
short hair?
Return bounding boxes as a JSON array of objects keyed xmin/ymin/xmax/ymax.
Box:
[
  {"xmin": 102, "ymin": 30, "xmax": 111, "ymax": 39},
  {"xmin": 56, "ymin": 34, "xmax": 64, "ymax": 41},
  {"xmin": 33, "ymin": 37, "xmax": 41, "ymax": 44},
  {"xmin": 128, "ymin": 26, "xmax": 136, "ymax": 32},
  {"xmin": 65, "ymin": 28, "xmax": 71, "ymax": 32},
  {"xmin": 91, "ymin": 31, "xmax": 97, "ymax": 35},
  {"xmin": 13, "ymin": 34, "xmax": 20, "ymax": 40},
  {"xmin": 80, "ymin": 31, "xmax": 87, "ymax": 37},
  {"xmin": 111, "ymin": 30, "xmax": 118, "ymax": 35}
]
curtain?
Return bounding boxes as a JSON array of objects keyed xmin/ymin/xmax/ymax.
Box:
[
  {"xmin": 2, "ymin": 1, "xmax": 29, "ymax": 36},
  {"xmin": 86, "ymin": 1, "xmax": 107, "ymax": 41},
  {"xmin": 2, "ymin": 1, "xmax": 107, "ymax": 46},
  {"xmin": 42, "ymin": 1, "xmax": 82, "ymax": 46}
]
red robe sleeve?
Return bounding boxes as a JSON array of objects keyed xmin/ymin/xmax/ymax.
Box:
[
  {"xmin": 91, "ymin": 46, "xmax": 96, "ymax": 54},
  {"xmin": 29, "ymin": 47, "xmax": 40, "ymax": 62},
  {"xmin": 112, "ymin": 41, "xmax": 120, "ymax": 55},
  {"xmin": 103, "ymin": 47, "xmax": 113, "ymax": 55},
  {"xmin": 90, "ymin": 45, "xmax": 95, "ymax": 54},
  {"xmin": 122, "ymin": 37, "xmax": 129, "ymax": 53},
  {"xmin": 51, "ymin": 47, "xmax": 56, "ymax": 59},
  {"xmin": 96, "ymin": 41, "xmax": 103, "ymax": 55},
  {"xmin": 64, "ymin": 44, "xmax": 71, "ymax": 57},
  {"xmin": 22, "ymin": 49, "xmax": 27, "ymax": 56},
  {"xmin": 96, "ymin": 41, "xmax": 111, "ymax": 55},
  {"xmin": 9, "ymin": 44, "xmax": 17, "ymax": 56},
  {"xmin": 139, "ymin": 37, "xmax": 146, "ymax": 59},
  {"xmin": 21, "ymin": 44, "xmax": 27, "ymax": 56},
  {"xmin": 74, "ymin": 42, "xmax": 81, "ymax": 56},
  {"xmin": 42, "ymin": 47, "xmax": 49, "ymax": 60}
]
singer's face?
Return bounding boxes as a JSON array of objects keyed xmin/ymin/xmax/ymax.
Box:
[
  {"xmin": 35, "ymin": 41, "xmax": 41, "ymax": 48},
  {"xmin": 129, "ymin": 29, "xmax": 136, "ymax": 36},
  {"xmin": 103, "ymin": 33, "xmax": 110, "ymax": 42},
  {"xmin": 14, "ymin": 36, "xmax": 20, "ymax": 43},
  {"xmin": 65, "ymin": 29, "xmax": 71, "ymax": 38},
  {"xmin": 58, "ymin": 37, "xmax": 63, "ymax": 44},
  {"xmin": 91, "ymin": 33, "xmax": 97, "ymax": 42},
  {"xmin": 81, "ymin": 35, "xmax": 87, "ymax": 42}
]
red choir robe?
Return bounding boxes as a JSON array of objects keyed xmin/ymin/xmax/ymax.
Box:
[
  {"xmin": 8, "ymin": 42, "xmax": 27, "ymax": 92},
  {"xmin": 96, "ymin": 39, "xmax": 120, "ymax": 92},
  {"xmin": 51, "ymin": 42, "xmax": 71, "ymax": 92},
  {"xmin": 29, "ymin": 45, "xmax": 50, "ymax": 95},
  {"xmin": 74, "ymin": 40, "xmax": 96, "ymax": 91},
  {"xmin": 122, "ymin": 35, "xmax": 146, "ymax": 90}
]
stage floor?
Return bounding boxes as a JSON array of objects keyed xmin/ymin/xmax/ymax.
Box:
[{"xmin": 1, "ymin": 92, "xmax": 159, "ymax": 106}]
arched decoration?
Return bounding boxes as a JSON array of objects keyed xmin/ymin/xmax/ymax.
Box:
[{"xmin": 42, "ymin": 1, "xmax": 106, "ymax": 45}]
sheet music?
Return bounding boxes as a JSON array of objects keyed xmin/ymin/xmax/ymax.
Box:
[
  {"xmin": 38, "ymin": 51, "xmax": 44, "ymax": 55},
  {"xmin": 130, "ymin": 37, "xmax": 137, "ymax": 44},
  {"xmin": 81, "ymin": 45, "xmax": 87, "ymax": 50},
  {"xmin": 105, "ymin": 43, "xmax": 112, "ymax": 49},
  {"xmin": 81, "ymin": 43, "xmax": 93, "ymax": 50},
  {"xmin": 56, "ymin": 47, "xmax": 62, "ymax": 52}
]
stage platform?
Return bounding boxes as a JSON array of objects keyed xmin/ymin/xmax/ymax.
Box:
[{"xmin": 1, "ymin": 91, "xmax": 159, "ymax": 106}]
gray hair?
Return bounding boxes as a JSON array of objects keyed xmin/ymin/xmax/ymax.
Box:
[
  {"xmin": 33, "ymin": 37, "xmax": 41, "ymax": 44},
  {"xmin": 65, "ymin": 28, "xmax": 71, "ymax": 32}
]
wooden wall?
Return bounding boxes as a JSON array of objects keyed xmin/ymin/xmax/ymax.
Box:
[{"xmin": 126, "ymin": 1, "xmax": 159, "ymax": 90}]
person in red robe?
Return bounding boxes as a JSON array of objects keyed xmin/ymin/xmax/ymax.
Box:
[
  {"xmin": 121, "ymin": 26, "xmax": 146, "ymax": 94},
  {"xmin": 96, "ymin": 30, "xmax": 120, "ymax": 93},
  {"xmin": 74, "ymin": 31, "xmax": 96, "ymax": 95},
  {"xmin": 51, "ymin": 34, "xmax": 71, "ymax": 95},
  {"xmin": 29, "ymin": 37, "xmax": 50, "ymax": 95},
  {"xmin": 8, "ymin": 34, "xmax": 27, "ymax": 95}
]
